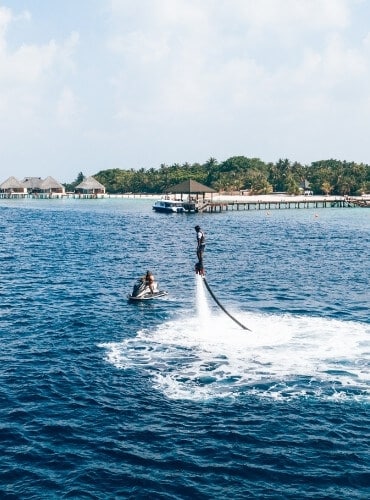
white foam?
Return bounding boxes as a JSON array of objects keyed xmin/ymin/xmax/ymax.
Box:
[
  {"xmin": 100, "ymin": 279, "xmax": 370, "ymax": 402},
  {"xmin": 195, "ymin": 274, "xmax": 211, "ymax": 327}
]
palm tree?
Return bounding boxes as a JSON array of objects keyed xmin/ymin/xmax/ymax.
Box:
[{"xmin": 321, "ymin": 181, "xmax": 332, "ymax": 195}]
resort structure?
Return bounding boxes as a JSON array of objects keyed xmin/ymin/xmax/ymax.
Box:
[
  {"xmin": 0, "ymin": 175, "xmax": 368, "ymax": 208},
  {"xmin": 75, "ymin": 176, "xmax": 106, "ymax": 195},
  {"xmin": 0, "ymin": 175, "xmax": 105, "ymax": 199}
]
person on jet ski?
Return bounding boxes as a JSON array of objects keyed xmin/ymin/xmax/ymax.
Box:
[{"xmin": 144, "ymin": 270, "xmax": 155, "ymax": 294}]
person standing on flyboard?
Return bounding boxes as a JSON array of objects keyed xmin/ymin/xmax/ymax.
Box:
[{"xmin": 194, "ymin": 225, "xmax": 205, "ymax": 275}]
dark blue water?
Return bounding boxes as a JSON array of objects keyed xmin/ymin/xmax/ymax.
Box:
[{"xmin": 1, "ymin": 198, "xmax": 369, "ymax": 499}]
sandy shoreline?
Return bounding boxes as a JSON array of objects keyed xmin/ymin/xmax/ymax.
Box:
[{"xmin": 3, "ymin": 192, "xmax": 366, "ymax": 203}]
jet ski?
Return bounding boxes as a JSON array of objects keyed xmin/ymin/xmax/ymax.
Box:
[{"xmin": 128, "ymin": 278, "xmax": 168, "ymax": 301}]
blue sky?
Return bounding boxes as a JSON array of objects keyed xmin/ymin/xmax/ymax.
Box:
[{"xmin": 1, "ymin": 0, "xmax": 370, "ymax": 183}]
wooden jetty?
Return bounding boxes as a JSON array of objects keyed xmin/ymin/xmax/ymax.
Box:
[
  {"xmin": 1, "ymin": 192, "xmax": 369, "ymax": 210},
  {"xmin": 348, "ymin": 197, "xmax": 370, "ymax": 208},
  {"xmin": 196, "ymin": 197, "xmax": 359, "ymax": 213}
]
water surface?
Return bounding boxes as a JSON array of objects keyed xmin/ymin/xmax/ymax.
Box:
[{"xmin": 0, "ymin": 199, "xmax": 369, "ymax": 498}]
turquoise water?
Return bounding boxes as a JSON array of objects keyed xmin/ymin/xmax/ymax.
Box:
[{"xmin": 0, "ymin": 198, "xmax": 369, "ymax": 498}]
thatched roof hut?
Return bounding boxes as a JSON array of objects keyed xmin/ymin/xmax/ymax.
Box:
[
  {"xmin": 22, "ymin": 177, "xmax": 43, "ymax": 192},
  {"xmin": 165, "ymin": 179, "xmax": 216, "ymax": 201},
  {"xmin": 75, "ymin": 176, "xmax": 105, "ymax": 194},
  {"xmin": 0, "ymin": 176, "xmax": 26, "ymax": 193},
  {"xmin": 40, "ymin": 176, "xmax": 65, "ymax": 194}
]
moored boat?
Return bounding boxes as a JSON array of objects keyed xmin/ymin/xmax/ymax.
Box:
[{"xmin": 152, "ymin": 199, "xmax": 186, "ymax": 213}]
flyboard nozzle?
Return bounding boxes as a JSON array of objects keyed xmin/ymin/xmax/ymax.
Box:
[{"xmin": 195, "ymin": 262, "xmax": 205, "ymax": 276}]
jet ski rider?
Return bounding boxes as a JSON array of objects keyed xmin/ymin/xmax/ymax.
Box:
[{"xmin": 144, "ymin": 270, "xmax": 155, "ymax": 294}]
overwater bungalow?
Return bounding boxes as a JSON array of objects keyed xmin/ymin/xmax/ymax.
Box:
[
  {"xmin": 22, "ymin": 177, "xmax": 43, "ymax": 194},
  {"xmin": 40, "ymin": 176, "xmax": 65, "ymax": 196},
  {"xmin": 0, "ymin": 176, "xmax": 27, "ymax": 197},
  {"xmin": 75, "ymin": 176, "xmax": 105, "ymax": 196}
]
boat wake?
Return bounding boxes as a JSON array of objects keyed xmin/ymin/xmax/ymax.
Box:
[{"xmin": 101, "ymin": 277, "xmax": 370, "ymax": 402}]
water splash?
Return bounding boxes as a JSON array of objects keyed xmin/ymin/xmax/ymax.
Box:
[
  {"xmin": 100, "ymin": 305, "xmax": 370, "ymax": 403},
  {"xmin": 195, "ymin": 274, "xmax": 211, "ymax": 328}
]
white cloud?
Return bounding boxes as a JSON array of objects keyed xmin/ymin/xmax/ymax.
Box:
[
  {"xmin": 236, "ymin": 0, "xmax": 350, "ymax": 30},
  {"xmin": 0, "ymin": 9, "xmax": 79, "ymax": 123},
  {"xmin": 107, "ymin": 31, "xmax": 169, "ymax": 63},
  {"xmin": 96, "ymin": 0, "xmax": 369, "ymax": 169},
  {"xmin": 0, "ymin": 6, "xmax": 13, "ymax": 52},
  {"xmin": 2, "ymin": 0, "xmax": 370, "ymax": 182},
  {"xmin": 56, "ymin": 86, "xmax": 79, "ymax": 127},
  {"xmin": 106, "ymin": 0, "xmax": 358, "ymax": 119}
]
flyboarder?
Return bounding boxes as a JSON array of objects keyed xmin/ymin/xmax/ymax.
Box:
[
  {"xmin": 194, "ymin": 225, "xmax": 205, "ymax": 275},
  {"xmin": 192, "ymin": 226, "xmax": 252, "ymax": 331}
]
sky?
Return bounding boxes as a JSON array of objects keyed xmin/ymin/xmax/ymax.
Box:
[{"xmin": 1, "ymin": 0, "xmax": 370, "ymax": 183}]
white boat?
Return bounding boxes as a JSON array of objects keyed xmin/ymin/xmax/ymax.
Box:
[{"xmin": 152, "ymin": 200, "xmax": 186, "ymax": 213}]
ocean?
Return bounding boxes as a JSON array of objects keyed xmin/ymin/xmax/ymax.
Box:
[{"xmin": 0, "ymin": 198, "xmax": 369, "ymax": 499}]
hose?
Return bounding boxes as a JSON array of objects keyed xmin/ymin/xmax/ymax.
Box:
[{"xmin": 202, "ymin": 277, "xmax": 252, "ymax": 332}]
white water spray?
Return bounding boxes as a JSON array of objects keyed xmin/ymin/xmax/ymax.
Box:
[
  {"xmin": 100, "ymin": 274, "xmax": 370, "ymax": 402},
  {"xmin": 195, "ymin": 274, "xmax": 211, "ymax": 328},
  {"xmin": 101, "ymin": 310, "xmax": 370, "ymax": 402}
]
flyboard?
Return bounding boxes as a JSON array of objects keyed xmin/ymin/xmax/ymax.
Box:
[{"xmin": 195, "ymin": 254, "xmax": 252, "ymax": 332}]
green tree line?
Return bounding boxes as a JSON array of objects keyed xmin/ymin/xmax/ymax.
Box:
[{"xmin": 64, "ymin": 157, "xmax": 370, "ymax": 195}]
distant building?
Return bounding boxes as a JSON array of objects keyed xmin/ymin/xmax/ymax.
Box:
[
  {"xmin": 40, "ymin": 176, "xmax": 65, "ymax": 195},
  {"xmin": 165, "ymin": 179, "xmax": 216, "ymax": 201},
  {"xmin": 22, "ymin": 177, "xmax": 43, "ymax": 194},
  {"xmin": 0, "ymin": 175, "xmax": 66, "ymax": 198},
  {"xmin": 75, "ymin": 176, "xmax": 105, "ymax": 195},
  {"xmin": 0, "ymin": 176, "xmax": 27, "ymax": 195},
  {"xmin": 299, "ymin": 179, "xmax": 311, "ymax": 191},
  {"xmin": 0, "ymin": 174, "xmax": 104, "ymax": 198}
]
